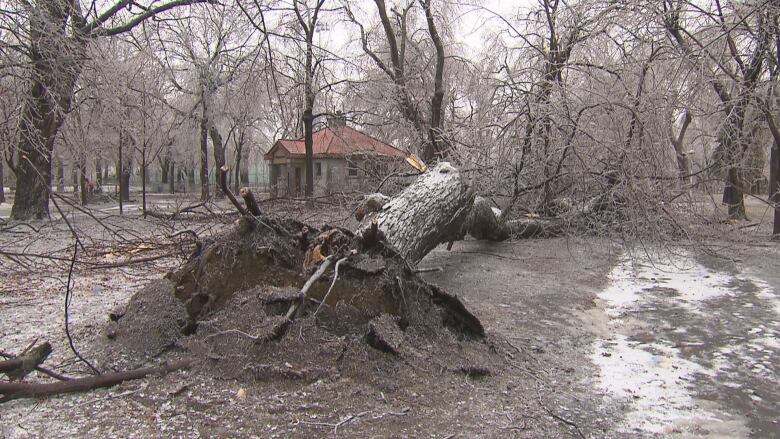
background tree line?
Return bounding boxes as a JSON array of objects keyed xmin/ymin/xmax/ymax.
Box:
[{"xmin": 1, "ymin": 0, "xmax": 778, "ymax": 234}]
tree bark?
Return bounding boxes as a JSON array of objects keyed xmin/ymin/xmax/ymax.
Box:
[
  {"xmin": 95, "ymin": 159, "xmax": 103, "ymax": 192},
  {"xmin": 10, "ymin": 1, "xmax": 86, "ymax": 220},
  {"xmin": 772, "ymin": 142, "xmax": 780, "ymax": 235},
  {"xmin": 199, "ymin": 105, "xmax": 210, "ymax": 201},
  {"xmin": 234, "ymin": 131, "xmax": 245, "ymax": 195},
  {"xmin": 671, "ymin": 109, "xmax": 693, "ymax": 185},
  {"xmin": 56, "ymin": 159, "xmax": 65, "ymax": 193},
  {"xmin": 169, "ymin": 160, "xmax": 175, "ymax": 195},
  {"xmin": 357, "ymin": 162, "xmax": 473, "ymax": 265},
  {"xmin": 0, "ymin": 360, "xmax": 191, "ymax": 403},
  {"xmin": 209, "ymin": 125, "xmax": 225, "ymax": 198},
  {"xmin": 0, "ymin": 158, "xmax": 5, "ymax": 204},
  {"xmin": 78, "ymin": 159, "xmax": 88, "ymax": 206}
]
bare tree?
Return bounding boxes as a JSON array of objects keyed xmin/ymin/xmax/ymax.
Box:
[
  {"xmin": 345, "ymin": 0, "xmax": 449, "ymax": 163},
  {"xmin": 661, "ymin": 0, "xmax": 772, "ymax": 219},
  {"xmin": 2, "ymin": 0, "xmax": 212, "ymax": 220}
]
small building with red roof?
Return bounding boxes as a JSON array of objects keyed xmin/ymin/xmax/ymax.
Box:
[{"xmin": 264, "ymin": 112, "xmax": 406, "ymax": 196}]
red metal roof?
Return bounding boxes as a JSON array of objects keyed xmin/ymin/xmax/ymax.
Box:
[{"xmin": 266, "ymin": 126, "xmax": 406, "ymax": 159}]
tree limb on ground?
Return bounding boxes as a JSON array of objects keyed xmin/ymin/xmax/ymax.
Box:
[{"xmin": 0, "ymin": 359, "xmax": 192, "ymax": 403}]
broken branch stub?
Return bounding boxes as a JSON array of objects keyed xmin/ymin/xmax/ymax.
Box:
[
  {"xmin": 357, "ymin": 162, "xmax": 474, "ymax": 265},
  {"xmin": 0, "ymin": 342, "xmax": 52, "ymax": 381}
]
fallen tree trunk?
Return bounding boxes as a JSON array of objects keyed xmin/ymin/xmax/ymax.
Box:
[
  {"xmin": 357, "ymin": 162, "xmax": 474, "ymax": 265},
  {"xmin": 0, "ymin": 360, "xmax": 191, "ymax": 403}
]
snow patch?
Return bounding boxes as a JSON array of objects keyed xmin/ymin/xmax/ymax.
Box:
[
  {"xmin": 599, "ymin": 255, "xmax": 732, "ymax": 317},
  {"xmin": 592, "ymin": 335, "xmax": 717, "ymax": 434}
]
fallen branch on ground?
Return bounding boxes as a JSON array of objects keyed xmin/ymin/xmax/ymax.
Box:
[
  {"xmin": 0, "ymin": 342, "xmax": 52, "ymax": 381},
  {"xmin": 0, "ymin": 360, "xmax": 192, "ymax": 403}
]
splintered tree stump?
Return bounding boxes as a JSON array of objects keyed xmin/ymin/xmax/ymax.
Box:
[{"xmin": 357, "ymin": 162, "xmax": 474, "ymax": 265}]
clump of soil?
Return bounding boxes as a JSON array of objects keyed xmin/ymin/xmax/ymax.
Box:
[{"xmin": 107, "ymin": 214, "xmax": 503, "ymax": 382}]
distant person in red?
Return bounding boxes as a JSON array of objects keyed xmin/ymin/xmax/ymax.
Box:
[{"xmin": 86, "ymin": 178, "xmax": 94, "ymax": 193}]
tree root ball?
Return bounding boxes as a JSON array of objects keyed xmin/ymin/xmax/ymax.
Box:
[{"xmin": 109, "ymin": 214, "xmax": 498, "ymax": 381}]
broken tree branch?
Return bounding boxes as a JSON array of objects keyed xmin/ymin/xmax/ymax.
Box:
[
  {"xmin": 219, "ymin": 166, "xmax": 249, "ymax": 217},
  {"xmin": 0, "ymin": 352, "xmax": 70, "ymax": 382},
  {"xmin": 0, "ymin": 360, "xmax": 192, "ymax": 403},
  {"xmin": 0, "ymin": 342, "xmax": 52, "ymax": 381},
  {"xmin": 271, "ymin": 256, "xmax": 334, "ymax": 340},
  {"xmin": 240, "ymin": 187, "xmax": 262, "ymax": 216}
]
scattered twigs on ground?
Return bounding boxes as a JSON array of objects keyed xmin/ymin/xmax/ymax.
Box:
[
  {"xmin": 537, "ymin": 388, "xmax": 586, "ymax": 439},
  {"xmin": 298, "ymin": 411, "xmax": 370, "ymax": 435},
  {"xmin": 0, "ymin": 222, "xmax": 41, "ymax": 233}
]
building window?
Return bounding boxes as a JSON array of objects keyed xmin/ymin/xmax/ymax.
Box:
[
  {"xmin": 347, "ymin": 160, "xmax": 358, "ymax": 177},
  {"xmin": 315, "ymin": 161, "xmax": 322, "ymax": 177}
]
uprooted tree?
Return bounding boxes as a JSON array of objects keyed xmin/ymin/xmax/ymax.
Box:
[{"xmin": 2, "ymin": 159, "xmax": 621, "ymax": 401}]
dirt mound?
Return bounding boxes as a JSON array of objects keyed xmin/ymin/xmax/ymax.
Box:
[{"xmin": 107, "ymin": 215, "xmax": 503, "ymax": 382}]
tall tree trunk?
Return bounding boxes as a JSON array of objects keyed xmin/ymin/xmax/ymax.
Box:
[
  {"xmin": 234, "ymin": 131, "xmax": 244, "ymax": 195},
  {"xmin": 209, "ymin": 125, "xmax": 225, "ymax": 198},
  {"xmin": 200, "ymin": 106, "xmax": 210, "ymax": 201},
  {"xmin": 79, "ymin": 159, "xmax": 88, "ymax": 206},
  {"xmin": 95, "ymin": 159, "xmax": 103, "ymax": 192},
  {"xmin": 725, "ymin": 167, "xmax": 746, "ymax": 219},
  {"xmin": 169, "ymin": 161, "xmax": 175, "ymax": 195},
  {"xmin": 160, "ymin": 157, "xmax": 169, "ymax": 185},
  {"xmin": 293, "ymin": 0, "xmax": 324, "ymax": 197},
  {"xmin": 71, "ymin": 165, "xmax": 78, "ymax": 193},
  {"xmin": 120, "ymin": 165, "xmax": 131, "ymax": 202},
  {"xmin": 302, "ymin": 39, "xmax": 315, "ymax": 197},
  {"xmin": 141, "ymin": 141, "xmax": 147, "ymax": 217},
  {"xmin": 56, "ymin": 159, "xmax": 65, "ymax": 193},
  {"xmin": 303, "ymin": 108, "xmax": 314, "ymax": 197},
  {"xmin": 671, "ymin": 110, "xmax": 693, "ymax": 185},
  {"xmin": 10, "ymin": 2, "xmax": 85, "ymax": 220},
  {"xmin": 420, "ymin": 0, "xmax": 447, "ymax": 162},
  {"xmin": 118, "ymin": 131, "xmax": 132, "ymax": 203},
  {"xmin": 0, "ymin": 159, "xmax": 5, "ymax": 204},
  {"xmin": 770, "ymin": 141, "xmax": 780, "ymax": 235}
]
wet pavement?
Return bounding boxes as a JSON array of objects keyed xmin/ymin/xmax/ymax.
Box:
[{"xmin": 590, "ymin": 252, "xmax": 780, "ymax": 438}]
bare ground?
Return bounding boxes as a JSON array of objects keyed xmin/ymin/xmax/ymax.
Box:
[{"xmin": 1, "ymin": 194, "xmax": 779, "ymax": 438}]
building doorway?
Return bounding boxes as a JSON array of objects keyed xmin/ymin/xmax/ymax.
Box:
[{"xmin": 294, "ymin": 166, "xmax": 302, "ymax": 195}]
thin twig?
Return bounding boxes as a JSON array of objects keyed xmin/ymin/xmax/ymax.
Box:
[
  {"xmin": 537, "ymin": 389, "xmax": 586, "ymax": 439},
  {"xmin": 64, "ymin": 243, "xmax": 101, "ymax": 375}
]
